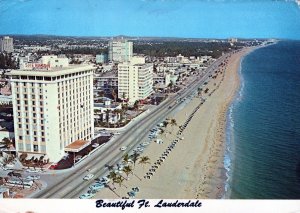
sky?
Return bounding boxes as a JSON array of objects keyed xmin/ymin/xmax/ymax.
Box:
[{"xmin": 0, "ymin": 0, "xmax": 300, "ymax": 39}]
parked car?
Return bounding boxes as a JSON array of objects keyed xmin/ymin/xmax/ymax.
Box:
[
  {"xmin": 79, "ymin": 193, "xmax": 94, "ymax": 199},
  {"xmin": 89, "ymin": 182, "xmax": 105, "ymax": 191},
  {"xmin": 26, "ymin": 175, "xmax": 40, "ymax": 180},
  {"xmin": 83, "ymin": 173, "xmax": 94, "ymax": 181},
  {"xmin": 96, "ymin": 176, "xmax": 110, "ymax": 184},
  {"xmin": 26, "ymin": 169, "xmax": 39, "ymax": 173}
]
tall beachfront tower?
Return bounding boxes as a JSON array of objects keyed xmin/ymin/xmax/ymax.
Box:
[
  {"xmin": 0, "ymin": 36, "xmax": 14, "ymax": 53},
  {"xmin": 7, "ymin": 64, "xmax": 95, "ymax": 162},
  {"xmin": 118, "ymin": 56, "xmax": 153, "ymax": 104},
  {"xmin": 108, "ymin": 38, "xmax": 133, "ymax": 62}
]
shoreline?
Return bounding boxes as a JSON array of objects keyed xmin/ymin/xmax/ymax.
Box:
[
  {"xmin": 93, "ymin": 46, "xmax": 260, "ymax": 199},
  {"xmin": 222, "ymin": 42, "xmax": 278, "ymax": 199}
]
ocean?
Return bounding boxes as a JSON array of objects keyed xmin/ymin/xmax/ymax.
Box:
[{"xmin": 224, "ymin": 41, "xmax": 300, "ymax": 199}]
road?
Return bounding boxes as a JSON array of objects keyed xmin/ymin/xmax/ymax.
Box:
[{"xmin": 33, "ymin": 53, "xmax": 229, "ymax": 198}]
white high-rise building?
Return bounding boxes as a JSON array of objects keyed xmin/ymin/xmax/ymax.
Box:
[
  {"xmin": 118, "ymin": 56, "xmax": 153, "ymax": 104},
  {"xmin": 108, "ymin": 39, "xmax": 133, "ymax": 62},
  {"xmin": 0, "ymin": 36, "xmax": 14, "ymax": 53},
  {"xmin": 7, "ymin": 64, "xmax": 95, "ymax": 162}
]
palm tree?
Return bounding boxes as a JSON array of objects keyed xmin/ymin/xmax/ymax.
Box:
[
  {"xmin": 105, "ymin": 109, "xmax": 111, "ymax": 127},
  {"xmin": 122, "ymin": 165, "xmax": 133, "ymax": 180},
  {"xmin": 130, "ymin": 153, "xmax": 142, "ymax": 181},
  {"xmin": 1, "ymin": 155, "xmax": 10, "ymax": 167},
  {"xmin": 170, "ymin": 118, "xmax": 177, "ymax": 132},
  {"xmin": 122, "ymin": 153, "xmax": 131, "ymax": 165},
  {"xmin": 1, "ymin": 137, "xmax": 13, "ymax": 155},
  {"xmin": 114, "ymin": 175, "xmax": 127, "ymax": 188},
  {"xmin": 131, "ymin": 152, "xmax": 140, "ymax": 168},
  {"xmin": 105, "ymin": 164, "xmax": 114, "ymax": 171},
  {"xmin": 108, "ymin": 171, "xmax": 118, "ymax": 190},
  {"xmin": 159, "ymin": 129, "xmax": 165, "ymax": 137},
  {"xmin": 133, "ymin": 100, "xmax": 139, "ymax": 111},
  {"xmin": 138, "ymin": 156, "xmax": 150, "ymax": 170},
  {"xmin": 163, "ymin": 121, "xmax": 169, "ymax": 128}
]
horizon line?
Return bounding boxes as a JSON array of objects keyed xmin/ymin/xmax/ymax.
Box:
[{"xmin": 0, "ymin": 33, "xmax": 291, "ymax": 41}]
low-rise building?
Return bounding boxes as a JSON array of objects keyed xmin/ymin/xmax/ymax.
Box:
[{"xmin": 94, "ymin": 71, "xmax": 118, "ymax": 94}]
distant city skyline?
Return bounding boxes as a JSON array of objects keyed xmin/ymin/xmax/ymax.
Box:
[{"xmin": 0, "ymin": 0, "xmax": 300, "ymax": 39}]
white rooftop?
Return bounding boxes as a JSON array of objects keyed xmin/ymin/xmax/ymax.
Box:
[{"xmin": 6, "ymin": 64, "xmax": 96, "ymax": 77}]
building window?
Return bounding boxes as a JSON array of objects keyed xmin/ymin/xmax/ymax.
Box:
[{"xmin": 33, "ymin": 145, "xmax": 38, "ymax": 152}]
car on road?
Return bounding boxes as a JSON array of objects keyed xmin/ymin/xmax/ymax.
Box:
[
  {"xmin": 114, "ymin": 132, "xmax": 121, "ymax": 135},
  {"xmin": 75, "ymin": 155, "xmax": 82, "ymax": 161},
  {"xmin": 92, "ymin": 143, "xmax": 100, "ymax": 148},
  {"xmin": 26, "ymin": 169, "xmax": 39, "ymax": 173},
  {"xmin": 89, "ymin": 182, "xmax": 105, "ymax": 191},
  {"xmin": 120, "ymin": 146, "xmax": 127, "ymax": 151},
  {"xmin": 83, "ymin": 173, "xmax": 94, "ymax": 181},
  {"xmin": 26, "ymin": 175, "xmax": 40, "ymax": 180},
  {"xmin": 97, "ymin": 176, "xmax": 110, "ymax": 184},
  {"xmin": 79, "ymin": 193, "xmax": 94, "ymax": 199}
]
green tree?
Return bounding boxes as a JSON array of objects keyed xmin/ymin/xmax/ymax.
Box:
[
  {"xmin": 122, "ymin": 165, "xmax": 133, "ymax": 180},
  {"xmin": 138, "ymin": 156, "xmax": 150, "ymax": 170},
  {"xmin": 114, "ymin": 175, "xmax": 127, "ymax": 188}
]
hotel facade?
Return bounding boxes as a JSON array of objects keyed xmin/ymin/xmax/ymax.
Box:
[
  {"xmin": 0, "ymin": 36, "xmax": 14, "ymax": 53},
  {"xmin": 108, "ymin": 39, "xmax": 133, "ymax": 62},
  {"xmin": 7, "ymin": 65, "xmax": 95, "ymax": 162},
  {"xmin": 118, "ymin": 57, "xmax": 153, "ymax": 104}
]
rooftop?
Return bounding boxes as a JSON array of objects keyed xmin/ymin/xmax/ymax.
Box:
[
  {"xmin": 65, "ymin": 140, "xmax": 90, "ymax": 152},
  {"xmin": 98, "ymin": 71, "xmax": 117, "ymax": 78},
  {"xmin": 6, "ymin": 64, "xmax": 96, "ymax": 77}
]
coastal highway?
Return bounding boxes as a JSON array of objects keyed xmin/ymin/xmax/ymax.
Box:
[{"xmin": 34, "ymin": 52, "xmax": 229, "ymax": 198}]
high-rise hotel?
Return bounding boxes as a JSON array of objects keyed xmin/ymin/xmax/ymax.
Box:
[
  {"xmin": 0, "ymin": 36, "xmax": 14, "ymax": 53},
  {"xmin": 118, "ymin": 56, "xmax": 153, "ymax": 104},
  {"xmin": 7, "ymin": 62, "xmax": 95, "ymax": 162},
  {"xmin": 108, "ymin": 38, "xmax": 133, "ymax": 62}
]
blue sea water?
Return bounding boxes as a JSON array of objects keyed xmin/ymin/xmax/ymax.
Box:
[{"xmin": 225, "ymin": 41, "xmax": 300, "ymax": 199}]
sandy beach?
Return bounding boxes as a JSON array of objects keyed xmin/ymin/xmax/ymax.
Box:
[{"xmin": 93, "ymin": 47, "xmax": 255, "ymax": 199}]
